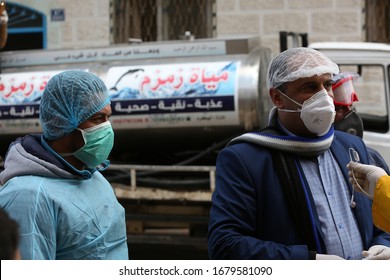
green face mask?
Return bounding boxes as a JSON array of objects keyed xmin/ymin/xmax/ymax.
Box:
[{"xmin": 72, "ymin": 121, "xmax": 114, "ymax": 168}]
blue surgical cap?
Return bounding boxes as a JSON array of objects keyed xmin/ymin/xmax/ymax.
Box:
[{"xmin": 39, "ymin": 70, "xmax": 110, "ymax": 140}]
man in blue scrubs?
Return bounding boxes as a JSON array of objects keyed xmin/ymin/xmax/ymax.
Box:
[{"xmin": 0, "ymin": 70, "xmax": 129, "ymax": 259}]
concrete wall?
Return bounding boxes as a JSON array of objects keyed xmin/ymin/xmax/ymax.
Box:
[
  {"xmin": 10, "ymin": 0, "xmax": 364, "ymax": 54},
  {"xmin": 216, "ymin": 0, "xmax": 365, "ymax": 54}
]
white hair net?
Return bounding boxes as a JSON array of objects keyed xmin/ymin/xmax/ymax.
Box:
[
  {"xmin": 39, "ymin": 70, "xmax": 110, "ymax": 140},
  {"xmin": 267, "ymin": 47, "xmax": 339, "ymax": 90}
]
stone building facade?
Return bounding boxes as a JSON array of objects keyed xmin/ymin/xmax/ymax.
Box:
[{"xmin": 7, "ymin": 0, "xmax": 365, "ymax": 54}]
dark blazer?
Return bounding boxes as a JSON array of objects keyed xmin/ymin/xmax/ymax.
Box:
[{"xmin": 208, "ymin": 130, "xmax": 390, "ymax": 259}]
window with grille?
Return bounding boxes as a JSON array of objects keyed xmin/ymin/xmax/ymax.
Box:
[{"xmin": 110, "ymin": 0, "xmax": 216, "ymax": 44}]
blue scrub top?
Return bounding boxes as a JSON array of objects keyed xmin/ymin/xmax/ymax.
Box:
[{"xmin": 0, "ymin": 171, "xmax": 128, "ymax": 260}]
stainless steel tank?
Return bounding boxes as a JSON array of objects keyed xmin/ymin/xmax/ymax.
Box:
[{"xmin": 0, "ymin": 37, "xmax": 273, "ymax": 163}]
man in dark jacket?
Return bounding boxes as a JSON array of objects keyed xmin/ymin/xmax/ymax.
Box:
[{"xmin": 208, "ymin": 47, "xmax": 390, "ymax": 260}]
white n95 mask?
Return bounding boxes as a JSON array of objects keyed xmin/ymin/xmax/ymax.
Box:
[{"xmin": 278, "ymin": 88, "xmax": 336, "ymax": 136}]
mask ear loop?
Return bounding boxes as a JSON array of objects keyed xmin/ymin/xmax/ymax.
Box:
[
  {"xmin": 350, "ymin": 187, "xmax": 356, "ymax": 208},
  {"xmin": 277, "ymin": 89, "xmax": 303, "ymax": 113},
  {"xmin": 351, "ymin": 176, "xmax": 374, "ymax": 199},
  {"xmin": 349, "ymin": 148, "xmax": 359, "ymax": 208},
  {"xmin": 348, "ymin": 148, "xmax": 374, "ymax": 207}
]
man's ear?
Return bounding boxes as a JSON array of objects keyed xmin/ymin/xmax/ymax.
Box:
[{"xmin": 269, "ymin": 88, "xmax": 284, "ymax": 108}]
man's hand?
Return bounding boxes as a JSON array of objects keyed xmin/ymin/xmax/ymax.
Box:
[{"xmin": 362, "ymin": 245, "xmax": 390, "ymax": 260}]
